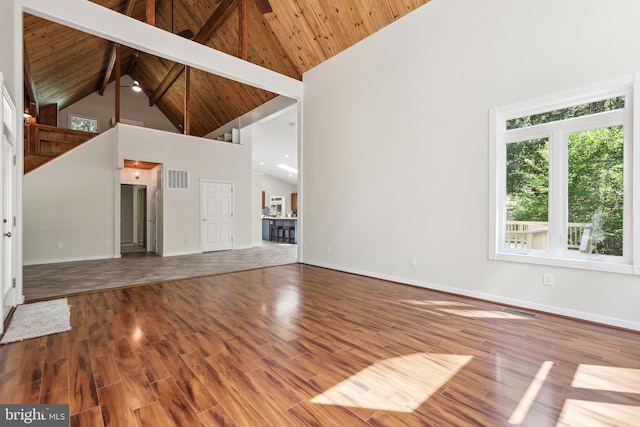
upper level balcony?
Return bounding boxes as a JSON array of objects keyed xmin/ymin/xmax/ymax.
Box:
[{"xmin": 505, "ymin": 221, "xmax": 593, "ymax": 252}]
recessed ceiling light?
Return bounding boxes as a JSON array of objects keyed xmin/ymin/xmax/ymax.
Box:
[
  {"xmin": 284, "ymin": 154, "xmax": 289, "ymax": 158},
  {"xmin": 260, "ymin": 161, "xmax": 264, "ymax": 165},
  {"xmin": 277, "ymin": 164, "xmax": 298, "ymax": 174}
]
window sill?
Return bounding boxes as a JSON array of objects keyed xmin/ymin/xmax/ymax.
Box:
[{"xmin": 491, "ymin": 251, "xmax": 634, "ymax": 275}]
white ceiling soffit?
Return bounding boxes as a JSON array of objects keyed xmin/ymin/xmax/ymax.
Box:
[
  {"xmin": 207, "ymin": 95, "xmax": 298, "ymax": 139},
  {"xmin": 251, "ymin": 105, "xmax": 298, "ymax": 186},
  {"xmin": 19, "ymin": 0, "xmax": 303, "ymax": 100}
]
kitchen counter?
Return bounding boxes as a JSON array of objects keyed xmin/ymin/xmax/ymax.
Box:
[
  {"xmin": 262, "ymin": 217, "xmax": 297, "ymax": 243},
  {"xmin": 262, "ymin": 216, "xmax": 297, "ymax": 221}
]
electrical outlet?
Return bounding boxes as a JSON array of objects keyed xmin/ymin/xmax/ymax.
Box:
[
  {"xmin": 410, "ymin": 256, "xmax": 417, "ymax": 266},
  {"xmin": 57, "ymin": 242, "xmax": 64, "ymax": 249},
  {"xmin": 327, "ymin": 246, "xmax": 331, "ymax": 254},
  {"xmin": 543, "ymin": 273, "xmax": 554, "ymax": 286}
]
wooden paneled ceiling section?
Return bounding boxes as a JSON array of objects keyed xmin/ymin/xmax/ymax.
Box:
[{"xmin": 23, "ymin": 0, "xmax": 429, "ymax": 137}]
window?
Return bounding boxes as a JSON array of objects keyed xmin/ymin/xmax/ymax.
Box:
[
  {"xmin": 70, "ymin": 115, "xmax": 98, "ymax": 133},
  {"xmin": 490, "ymin": 75, "xmax": 638, "ymax": 274}
]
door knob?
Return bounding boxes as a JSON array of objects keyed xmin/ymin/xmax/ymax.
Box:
[
  {"xmin": 202, "ymin": 218, "xmax": 207, "ymax": 222},
  {"xmin": 3, "ymin": 232, "xmax": 11, "ymax": 238}
]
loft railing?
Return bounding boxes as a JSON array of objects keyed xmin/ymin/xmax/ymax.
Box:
[
  {"xmin": 505, "ymin": 221, "xmax": 592, "ymax": 251},
  {"xmin": 24, "ymin": 123, "xmax": 98, "ymax": 173}
]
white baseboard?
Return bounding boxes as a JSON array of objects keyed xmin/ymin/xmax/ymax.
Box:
[
  {"xmin": 161, "ymin": 250, "xmax": 201, "ymax": 257},
  {"xmin": 23, "ymin": 254, "xmax": 116, "ymax": 266},
  {"xmin": 304, "ymin": 259, "xmax": 640, "ymax": 332}
]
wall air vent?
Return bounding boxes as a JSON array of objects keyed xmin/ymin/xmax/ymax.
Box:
[{"xmin": 167, "ymin": 169, "xmax": 189, "ymax": 190}]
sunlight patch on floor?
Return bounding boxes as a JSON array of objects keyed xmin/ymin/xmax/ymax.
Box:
[
  {"xmin": 310, "ymin": 353, "xmax": 472, "ymax": 412},
  {"xmin": 571, "ymin": 365, "xmax": 640, "ymax": 393},
  {"xmin": 557, "ymin": 400, "xmax": 640, "ymax": 427},
  {"xmin": 508, "ymin": 360, "xmax": 554, "ymax": 425},
  {"xmin": 439, "ymin": 309, "xmax": 535, "ymax": 320},
  {"xmin": 401, "ymin": 301, "xmax": 535, "ymax": 319},
  {"xmin": 402, "ymin": 300, "xmax": 475, "ymax": 307}
]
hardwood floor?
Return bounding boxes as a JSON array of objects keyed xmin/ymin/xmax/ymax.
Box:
[{"xmin": 2, "ymin": 264, "xmax": 639, "ymax": 426}]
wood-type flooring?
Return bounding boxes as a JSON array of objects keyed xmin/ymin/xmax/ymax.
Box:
[{"xmin": 1, "ymin": 264, "xmax": 639, "ymax": 426}]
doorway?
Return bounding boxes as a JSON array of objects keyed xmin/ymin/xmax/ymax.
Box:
[
  {"xmin": 121, "ymin": 184, "xmax": 147, "ymax": 254},
  {"xmin": 2, "ymin": 134, "xmax": 15, "ymax": 319}
]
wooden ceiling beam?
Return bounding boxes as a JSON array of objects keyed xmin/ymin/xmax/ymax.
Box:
[
  {"xmin": 184, "ymin": 66, "xmax": 191, "ymax": 135},
  {"xmin": 146, "ymin": 0, "xmax": 155, "ymax": 26},
  {"xmin": 115, "ymin": 44, "xmax": 121, "ymax": 124},
  {"xmin": 149, "ymin": 0, "xmax": 239, "ymax": 106},
  {"xmin": 254, "ymin": 0, "xmax": 272, "ymax": 14},
  {"xmin": 99, "ymin": 44, "xmax": 118, "ymax": 96},
  {"xmin": 98, "ymin": 0, "xmax": 136, "ymax": 96},
  {"xmin": 23, "ymin": 43, "xmax": 39, "ymax": 115},
  {"xmin": 240, "ymin": 0, "xmax": 247, "ymax": 60}
]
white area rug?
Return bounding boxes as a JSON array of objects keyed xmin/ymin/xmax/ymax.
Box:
[{"xmin": 1, "ymin": 298, "xmax": 71, "ymax": 344}]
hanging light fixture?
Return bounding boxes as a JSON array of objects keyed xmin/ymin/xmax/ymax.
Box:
[{"xmin": 131, "ymin": 52, "xmax": 142, "ymax": 92}]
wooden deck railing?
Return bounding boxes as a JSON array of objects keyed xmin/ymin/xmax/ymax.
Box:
[
  {"xmin": 24, "ymin": 123, "xmax": 98, "ymax": 173},
  {"xmin": 505, "ymin": 221, "xmax": 592, "ymax": 251}
]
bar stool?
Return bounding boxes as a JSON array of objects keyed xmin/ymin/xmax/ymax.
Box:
[
  {"xmin": 282, "ymin": 226, "xmax": 295, "ymax": 243},
  {"xmin": 270, "ymin": 225, "xmax": 282, "ymax": 242}
]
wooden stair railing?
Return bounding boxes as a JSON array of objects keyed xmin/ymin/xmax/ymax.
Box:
[{"xmin": 24, "ymin": 123, "xmax": 99, "ymax": 173}]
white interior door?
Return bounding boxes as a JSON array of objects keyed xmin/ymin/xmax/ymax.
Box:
[
  {"xmin": 148, "ymin": 179, "xmax": 157, "ymax": 253},
  {"xmin": 1, "ymin": 74, "xmax": 17, "ymax": 328},
  {"xmin": 134, "ymin": 185, "xmax": 146, "ymax": 246},
  {"xmin": 2, "ymin": 135, "xmax": 15, "ymax": 317},
  {"xmin": 201, "ymin": 181, "xmax": 233, "ymax": 252}
]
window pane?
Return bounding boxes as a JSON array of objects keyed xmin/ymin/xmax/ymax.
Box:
[
  {"xmin": 567, "ymin": 126, "xmax": 623, "ymax": 256},
  {"xmin": 70, "ymin": 116, "xmax": 98, "ymax": 133},
  {"xmin": 505, "ymin": 138, "xmax": 549, "ymax": 250},
  {"xmin": 506, "ymin": 96, "xmax": 625, "ymax": 130}
]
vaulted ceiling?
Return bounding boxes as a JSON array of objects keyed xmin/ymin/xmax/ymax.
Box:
[{"xmin": 23, "ymin": 0, "xmax": 428, "ymax": 137}]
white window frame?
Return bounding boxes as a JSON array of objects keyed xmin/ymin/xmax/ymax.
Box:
[
  {"xmin": 489, "ymin": 74, "xmax": 640, "ymax": 274},
  {"xmin": 69, "ymin": 114, "xmax": 98, "ymax": 133}
]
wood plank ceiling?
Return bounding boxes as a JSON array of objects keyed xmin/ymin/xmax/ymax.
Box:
[{"xmin": 23, "ymin": 0, "xmax": 429, "ymax": 137}]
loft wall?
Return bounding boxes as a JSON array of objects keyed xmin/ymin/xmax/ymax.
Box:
[
  {"xmin": 59, "ymin": 75, "xmax": 178, "ymax": 133},
  {"xmin": 301, "ymin": 0, "xmax": 640, "ymax": 330},
  {"xmin": 23, "ymin": 124, "xmax": 252, "ymax": 264}
]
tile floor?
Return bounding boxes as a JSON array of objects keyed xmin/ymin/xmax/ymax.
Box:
[{"xmin": 23, "ymin": 243, "xmax": 298, "ymax": 301}]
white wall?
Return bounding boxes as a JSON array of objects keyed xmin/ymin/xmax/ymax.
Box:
[
  {"xmin": 0, "ymin": 2, "xmax": 17, "ymax": 102},
  {"xmin": 117, "ymin": 124, "xmax": 253, "ymax": 254},
  {"xmin": 23, "ymin": 129, "xmax": 118, "ymax": 264},
  {"xmin": 59, "ymin": 75, "xmax": 178, "ymax": 133},
  {"xmin": 302, "ymin": 0, "xmax": 640, "ymax": 330}
]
